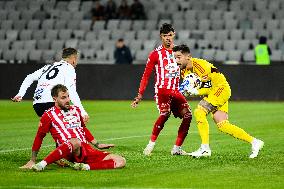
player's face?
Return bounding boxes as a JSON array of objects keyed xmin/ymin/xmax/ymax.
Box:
[
  {"xmin": 70, "ymin": 55, "xmax": 78, "ymax": 68},
  {"xmin": 174, "ymin": 51, "xmax": 190, "ymax": 69},
  {"xmin": 160, "ymin": 31, "xmax": 175, "ymax": 48},
  {"xmin": 54, "ymin": 91, "xmax": 70, "ymax": 111}
]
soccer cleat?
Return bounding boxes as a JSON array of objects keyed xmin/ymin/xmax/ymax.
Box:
[
  {"xmin": 143, "ymin": 142, "xmax": 155, "ymax": 156},
  {"xmin": 249, "ymin": 139, "xmax": 264, "ymax": 159},
  {"xmin": 55, "ymin": 159, "xmax": 74, "ymax": 167},
  {"xmin": 188, "ymin": 147, "xmax": 211, "ymax": 158},
  {"xmin": 171, "ymin": 146, "xmax": 189, "ymax": 156},
  {"xmin": 32, "ymin": 163, "xmax": 45, "ymax": 171},
  {"xmin": 73, "ymin": 163, "xmax": 90, "ymax": 171}
]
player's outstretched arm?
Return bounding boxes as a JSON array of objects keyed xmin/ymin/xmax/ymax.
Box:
[{"xmin": 131, "ymin": 93, "xmax": 142, "ymax": 108}]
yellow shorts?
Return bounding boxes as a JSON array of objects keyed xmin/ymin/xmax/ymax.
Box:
[{"xmin": 203, "ymin": 85, "xmax": 231, "ymax": 113}]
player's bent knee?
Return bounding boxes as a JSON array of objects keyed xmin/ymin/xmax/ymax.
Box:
[
  {"xmin": 69, "ymin": 138, "xmax": 81, "ymax": 150},
  {"xmin": 160, "ymin": 110, "xmax": 170, "ymax": 117}
]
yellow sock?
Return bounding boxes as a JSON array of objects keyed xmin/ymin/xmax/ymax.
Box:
[
  {"xmin": 194, "ymin": 106, "xmax": 209, "ymax": 144},
  {"xmin": 217, "ymin": 120, "xmax": 253, "ymax": 143}
]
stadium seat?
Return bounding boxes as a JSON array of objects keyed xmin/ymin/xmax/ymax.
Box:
[
  {"xmin": 13, "ymin": 20, "xmax": 27, "ymax": 30},
  {"xmin": 202, "ymin": 49, "xmax": 215, "ymax": 61},
  {"xmin": 204, "ymin": 31, "xmax": 216, "ymax": 41},
  {"xmin": 266, "ymin": 20, "xmax": 279, "ymax": 31},
  {"xmin": 73, "ymin": 30, "xmax": 85, "ymax": 40},
  {"xmin": 97, "ymin": 30, "xmax": 111, "ymax": 41},
  {"xmin": 243, "ymin": 50, "xmax": 255, "ymax": 62},
  {"xmin": 143, "ymin": 40, "xmax": 157, "ymax": 51},
  {"xmin": 244, "ymin": 30, "xmax": 257, "ymax": 40},
  {"xmin": 79, "ymin": 20, "xmax": 92, "ymax": 31},
  {"xmin": 65, "ymin": 39, "xmax": 78, "ymax": 48},
  {"xmin": 24, "ymin": 40, "xmax": 36, "ymax": 50},
  {"xmin": 199, "ymin": 19, "xmax": 210, "ymax": 30},
  {"xmin": 90, "ymin": 40, "xmax": 103, "ymax": 51},
  {"xmin": 15, "ymin": 49, "xmax": 29, "ymax": 63},
  {"xmin": 107, "ymin": 20, "xmax": 120, "ymax": 30},
  {"xmin": 149, "ymin": 30, "xmax": 159, "ymax": 40},
  {"xmin": 67, "ymin": 20, "xmax": 80, "ymax": 30},
  {"xmin": 81, "ymin": 1, "xmax": 93, "ymax": 12},
  {"xmin": 223, "ymin": 40, "xmax": 237, "ymax": 50},
  {"xmin": 42, "ymin": 19, "xmax": 55, "ymax": 30},
  {"xmin": 211, "ymin": 40, "xmax": 222, "ymax": 49},
  {"xmin": 111, "ymin": 30, "xmax": 125, "ymax": 40},
  {"xmin": 0, "ymin": 30, "xmax": 5, "ymax": 40},
  {"xmin": 178, "ymin": 30, "xmax": 190, "ymax": 41},
  {"xmin": 12, "ymin": 40, "xmax": 24, "ymax": 50},
  {"xmin": 134, "ymin": 50, "xmax": 149, "ymax": 64},
  {"xmin": 37, "ymin": 39, "xmax": 50, "ymax": 50},
  {"xmin": 0, "ymin": 10, "xmax": 8, "ymax": 20},
  {"xmin": 224, "ymin": 11, "xmax": 235, "ymax": 20},
  {"xmin": 271, "ymin": 30, "xmax": 283, "ymax": 41},
  {"xmin": 27, "ymin": 20, "xmax": 41, "ymax": 30},
  {"xmin": 210, "ymin": 10, "xmax": 223, "ymax": 20},
  {"xmin": 72, "ymin": 11, "xmax": 84, "ymax": 20},
  {"xmin": 132, "ymin": 20, "xmax": 145, "ymax": 31},
  {"xmin": 129, "ymin": 40, "xmax": 143, "ymax": 51},
  {"xmin": 239, "ymin": 19, "xmax": 252, "ymax": 30},
  {"xmin": 3, "ymin": 49, "xmax": 16, "ymax": 62},
  {"xmin": 93, "ymin": 21, "xmax": 106, "ymax": 32},
  {"xmin": 137, "ymin": 30, "xmax": 150, "ymax": 40},
  {"xmin": 252, "ymin": 19, "xmax": 266, "ymax": 30},
  {"xmin": 196, "ymin": 11, "xmax": 209, "ymax": 20},
  {"xmin": 227, "ymin": 50, "xmax": 242, "ymax": 62},
  {"xmin": 119, "ymin": 20, "xmax": 132, "ymax": 30},
  {"xmin": 237, "ymin": 40, "xmax": 251, "ymax": 51},
  {"xmin": 58, "ymin": 29, "xmax": 72, "ymax": 40},
  {"xmin": 124, "ymin": 31, "xmax": 136, "ymax": 41},
  {"xmin": 198, "ymin": 40, "xmax": 210, "ymax": 49},
  {"xmin": 215, "ymin": 50, "xmax": 228, "ymax": 62},
  {"xmin": 1, "ymin": 20, "xmax": 13, "ymax": 30},
  {"xmin": 51, "ymin": 40, "xmax": 65, "ymax": 51},
  {"xmin": 230, "ymin": 30, "xmax": 243, "ymax": 40},
  {"xmin": 95, "ymin": 50, "xmax": 108, "ymax": 61},
  {"xmin": 46, "ymin": 30, "xmax": 58, "ymax": 40},
  {"xmin": 211, "ymin": 20, "xmax": 224, "ymax": 30},
  {"xmin": 144, "ymin": 20, "xmax": 157, "ymax": 30},
  {"xmin": 173, "ymin": 20, "xmax": 185, "ymax": 30},
  {"xmin": 32, "ymin": 30, "xmax": 45, "ymax": 40},
  {"xmin": 184, "ymin": 39, "xmax": 196, "ymax": 50},
  {"xmin": 0, "ymin": 40, "xmax": 11, "ymax": 50},
  {"xmin": 7, "ymin": 10, "xmax": 20, "ymax": 21},
  {"xmin": 270, "ymin": 50, "xmax": 282, "ymax": 62},
  {"xmin": 78, "ymin": 41, "xmax": 90, "ymax": 50},
  {"xmin": 102, "ymin": 40, "xmax": 115, "ymax": 52},
  {"xmin": 54, "ymin": 20, "xmax": 67, "ymax": 30},
  {"xmin": 6, "ymin": 30, "xmax": 18, "ymax": 41},
  {"xmin": 68, "ymin": 0, "xmax": 80, "ymax": 12},
  {"xmin": 85, "ymin": 31, "xmax": 97, "ymax": 41},
  {"xmin": 216, "ymin": 30, "xmax": 229, "ymax": 41}
]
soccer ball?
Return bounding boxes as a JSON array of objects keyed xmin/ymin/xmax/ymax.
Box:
[{"xmin": 179, "ymin": 73, "xmax": 201, "ymax": 95}]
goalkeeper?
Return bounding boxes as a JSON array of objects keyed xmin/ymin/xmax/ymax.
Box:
[{"xmin": 173, "ymin": 44, "xmax": 264, "ymax": 158}]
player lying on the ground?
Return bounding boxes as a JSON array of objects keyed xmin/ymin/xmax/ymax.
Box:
[
  {"xmin": 20, "ymin": 84, "xmax": 125, "ymax": 171},
  {"xmin": 173, "ymin": 44, "xmax": 264, "ymax": 158}
]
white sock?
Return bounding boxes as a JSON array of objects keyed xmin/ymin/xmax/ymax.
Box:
[
  {"xmin": 85, "ymin": 164, "xmax": 90, "ymax": 171},
  {"xmin": 201, "ymin": 144, "xmax": 210, "ymax": 150},
  {"xmin": 39, "ymin": 160, "xmax": 47, "ymax": 168},
  {"xmin": 173, "ymin": 145, "xmax": 180, "ymax": 149},
  {"xmin": 149, "ymin": 140, "xmax": 156, "ymax": 146}
]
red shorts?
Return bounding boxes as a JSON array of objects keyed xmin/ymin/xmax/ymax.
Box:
[
  {"xmin": 155, "ymin": 88, "xmax": 189, "ymax": 118},
  {"xmin": 70, "ymin": 142, "xmax": 109, "ymax": 164}
]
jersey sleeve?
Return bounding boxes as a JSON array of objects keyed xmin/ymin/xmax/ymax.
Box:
[
  {"xmin": 138, "ymin": 51, "xmax": 157, "ymax": 95},
  {"xmin": 32, "ymin": 112, "xmax": 52, "ymax": 151},
  {"xmin": 192, "ymin": 59, "xmax": 212, "ymax": 82},
  {"xmin": 16, "ymin": 66, "xmax": 46, "ymax": 97},
  {"xmin": 65, "ymin": 66, "xmax": 88, "ymax": 116}
]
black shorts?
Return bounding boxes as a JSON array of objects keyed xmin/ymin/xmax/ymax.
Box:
[{"xmin": 33, "ymin": 102, "xmax": 55, "ymax": 117}]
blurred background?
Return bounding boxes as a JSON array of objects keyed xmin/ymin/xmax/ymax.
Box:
[{"xmin": 0, "ymin": 0, "xmax": 283, "ymax": 100}]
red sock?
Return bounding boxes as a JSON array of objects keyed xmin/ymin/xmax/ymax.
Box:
[
  {"xmin": 175, "ymin": 112, "xmax": 192, "ymax": 146},
  {"xmin": 89, "ymin": 159, "xmax": 115, "ymax": 170},
  {"xmin": 44, "ymin": 142, "xmax": 73, "ymax": 165},
  {"xmin": 150, "ymin": 114, "xmax": 169, "ymax": 142}
]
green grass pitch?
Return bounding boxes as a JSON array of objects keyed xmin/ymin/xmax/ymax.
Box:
[{"xmin": 0, "ymin": 100, "xmax": 283, "ymax": 189}]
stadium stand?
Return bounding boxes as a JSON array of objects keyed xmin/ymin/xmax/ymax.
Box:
[{"xmin": 0, "ymin": 0, "xmax": 283, "ymax": 64}]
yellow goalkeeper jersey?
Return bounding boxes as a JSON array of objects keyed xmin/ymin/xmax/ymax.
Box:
[{"xmin": 181, "ymin": 58, "xmax": 230, "ymax": 95}]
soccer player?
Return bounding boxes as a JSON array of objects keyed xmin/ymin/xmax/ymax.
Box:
[
  {"xmin": 173, "ymin": 44, "xmax": 264, "ymax": 158},
  {"xmin": 21, "ymin": 84, "xmax": 126, "ymax": 171},
  {"xmin": 12, "ymin": 48, "xmax": 89, "ymax": 124},
  {"xmin": 131, "ymin": 23, "xmax": 192, "ymax": 156}
]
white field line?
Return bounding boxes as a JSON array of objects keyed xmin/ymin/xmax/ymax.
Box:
[{"xmin": 0, "ymin": 133, "xmax": 182, "ymax": 154}]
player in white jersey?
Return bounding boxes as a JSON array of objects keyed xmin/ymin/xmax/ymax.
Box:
[{"xmin": 12, "ymin": 48, "xmax": 89, "ymax": 123}]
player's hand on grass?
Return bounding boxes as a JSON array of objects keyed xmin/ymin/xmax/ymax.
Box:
[
  {"xmin": 19, "ymin": 160, "xmax": 35, "ymax": 169},
  {"xmin": 131, "ymin": 93, "xmax": 142, "ymax": 108},
  {"xmin": 11, "ymin": 96, "xmax": 22, "ymax": 102},
  {"xmin": 97, "ymin": 143, "xmax": 115, "ymax": 149}
]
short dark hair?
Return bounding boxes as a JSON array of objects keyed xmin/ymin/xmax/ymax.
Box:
[
  {"xmin": 172, "ymin": 44, "xmax": 191, "ymax": 54},
  {"xmin": 62, "ymin": 48, "xmax": 78, "ymax": 59},
  {"xmin": 118, "ymin": 38, "xmax": 124, "ymax": 42},
  {"xmin": 51, "ymin": 84, "xmax": 68, "ymax": 97},
  {"xmin": 160, "ymin": 23, "xmax": 175, "ymax": 34},
  {"xmin": 259, "ymin": 36, "xmax": 267, "ymax": 44}
]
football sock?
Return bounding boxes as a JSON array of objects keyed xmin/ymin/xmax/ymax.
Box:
[
  {"xmin": 194, "ymin": 106, "xmax": 210, "ymax": 144},
  {"xmin": 175, "ymin": 111, "xmax": 192, "ymax": 146},
  {"xmin": 217, "ymin": 120, "xmax": 253, "ymax": 143},
  {"xmin": 150, "ymin": 114, "xmax": 169, "ymax": 142},
  {"xmin": 44, "ymin": 142, "xmax": 73, "ymax": 165},
  {"xmin": 89, "ymin": 159, "xmax": 115, "ymax": 170}
]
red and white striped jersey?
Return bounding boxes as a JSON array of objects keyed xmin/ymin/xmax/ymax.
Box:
[
  {"xmin": 32, "ymin": 105, "xmax": 90, "ymax": 151},
  {"xmin": 138, "ymin": 45, "xmax": 180, "ymax": 95}
]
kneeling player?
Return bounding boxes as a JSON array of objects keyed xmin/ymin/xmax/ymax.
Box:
[
  {"xmin": 173, "ymin": 44, "xmax": 264, "ymax": 158},
  {"xmin": 21, "ymin": 84, "xmax": 125, "ymax": 171}
]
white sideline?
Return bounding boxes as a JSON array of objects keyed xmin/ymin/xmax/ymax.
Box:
[{"xmin": 0, "ymin": 134, "xmax": 170, "ymax": 154}]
